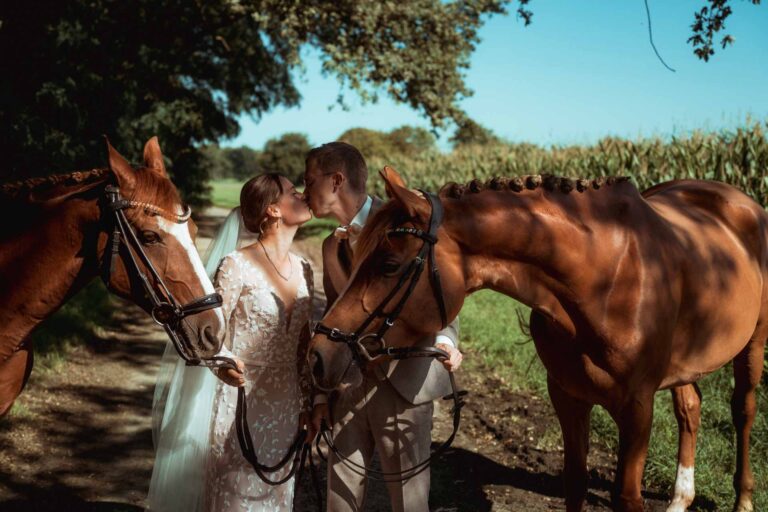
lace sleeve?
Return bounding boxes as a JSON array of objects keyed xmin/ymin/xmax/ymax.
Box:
[
  {"xmin": 296, "ymin": 259, "xmax": 315, "ymax": 412},
  {"xmin": 211, "ymin": 254, "xmax": 242, "ymax": 362}
]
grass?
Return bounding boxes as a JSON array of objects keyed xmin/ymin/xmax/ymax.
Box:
[
  {"xmin": 459, "ymin": 290, "xmax": 768, "ymax": 510},
  {"xmin": 210, "ymin": 178, "xmax": 245, "ymax": 209}
]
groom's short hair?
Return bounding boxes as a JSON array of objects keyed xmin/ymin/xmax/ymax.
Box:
[{"xmin": 306, "ymin": 142, "xmax": 368, "ymax": 194}]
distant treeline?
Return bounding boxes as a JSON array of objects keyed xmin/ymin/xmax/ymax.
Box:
[
  {"xmin": 206, "ymin": 120, "xmax": 768, "ymax": 208},
  {"xmin": 202, "ymin": 124, "xmax": 450, "ymax": 183},
  {"xmin": 201, "ymin": 119, "xmax": 500, "ymax": 183}
]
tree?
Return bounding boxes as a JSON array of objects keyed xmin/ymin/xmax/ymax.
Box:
[
  {"xmin": 224, "ymin": 147, "xmax": 263, "ymax": 181},
  {"xmin": 688, "ymin": 0, "xmax": 762, "ymax": 61},
  {"xmin": 389, "ymin": 126, "xmax": 437, "ymax": 156},
  {"xmin": 0, "ymin": 0, "xmax": 516, "ymax": 206},
  {"xmin": 338, "ymin": 128, "xmax": 396, "ymax": 160},
  {"xmin": 258, "ymin": 133, "xmax": 311, "ymax": 184},
  {"xmin": 450, "ymin": 119, "xmax": 500, "ymax": 148},
  {"xmin": 338, "ymin": 126, "xmax": 437, "ymax": 159}
]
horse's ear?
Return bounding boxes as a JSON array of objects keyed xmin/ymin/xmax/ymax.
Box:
[
  {"xmin": 380, "ymin": 165, "xmax": 407, "ymax": 195},
  {"xmin": 379, "ymin": 166, "xmax": 429, "ymax": 219},
  {"xmin": 143, "ymin": 136, "xmax": 168, "ymax": 177},
  {"xmin": 105, "ymin": 136, "xmax": 136, "ymax": 191}
]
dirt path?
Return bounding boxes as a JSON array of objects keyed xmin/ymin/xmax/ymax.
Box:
[{"xmin": 0, "ymin": 209, "xmax": 677, "ymax": 512}]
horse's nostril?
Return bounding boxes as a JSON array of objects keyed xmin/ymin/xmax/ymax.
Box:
[
  {"xmin": 201, "ymin": 325, "xmax": 218, "ymax": 349},
  {"xmin": 310, "ymin": 351, "xmax": 324, "ymax": 382}
]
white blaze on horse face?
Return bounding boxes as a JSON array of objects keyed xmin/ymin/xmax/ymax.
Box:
[
  {"xmin": 157, "ymin": 217, "xmax": 225, "ymax": 327},
  {"xmin": 666, "ymin": 464, "xmax": 694, "ymax": 512}
]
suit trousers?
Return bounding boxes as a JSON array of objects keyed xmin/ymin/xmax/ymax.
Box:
[{"xmin": 326, "ymin": 372, "xmax": 433, "ymax": 512}]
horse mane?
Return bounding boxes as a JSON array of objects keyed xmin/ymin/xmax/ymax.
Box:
[
  {"xmin": 354, "ymin": 200, "xmax": 411, "ymax": 266},
  {"xmin": 439, "ymin": 174, "xmax": 631, "ymax": 199},
  {"xmin": 0, "ymin": 168, "xmax": 111, "ymax": 201},
  {"xmin": 355, "ymin": 174, "xmax": 632, "ymax": 264},
  {"xmin": 0, "ymin": 166, "xmax": 184, "ymax": 217}
]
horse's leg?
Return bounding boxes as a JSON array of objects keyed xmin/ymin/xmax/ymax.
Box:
[
  {"xmin": 731, "ymin": 337, "xmax": 766, "ymax": 512},
  {"xmin": 667, "ymin": 383, "xmax": 702, "ymax": 512},
  {"xmin": 0, "ymin": 338, "xmax": 34, "ymax": 417},
  {"xmin": 611, "ymin": 391, "xmax": 654, "ymax": 512},
  {"xmin": 547, "ymin": 374, "xmax": 593, "ymax": 512}
]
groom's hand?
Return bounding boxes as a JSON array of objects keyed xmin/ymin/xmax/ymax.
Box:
[
  {"xmin": 436, "ymin": 343, "xmax": 463, "ymax": 372},
  {"xmin": 217, "ymin": 358, "xmax": 246, "ymax": 387}
]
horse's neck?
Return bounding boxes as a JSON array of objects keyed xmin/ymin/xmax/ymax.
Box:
[
  {"xmin": 445, "ymin": 184, "xmax": 639, "ymax": 333},
  {"xmin": 0, "ymin": 195, "xmax": 102, "ymax": 356}
]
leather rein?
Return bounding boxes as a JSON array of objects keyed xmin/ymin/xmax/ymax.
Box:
[{"xmin": 314, "ymin": 191, "xmax": 467, "ymax": 482}]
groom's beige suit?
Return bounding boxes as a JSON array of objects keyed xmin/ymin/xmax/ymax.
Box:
[{"xmin": 320, "ymin": 196, "xmax": 459, "ymax": 512}]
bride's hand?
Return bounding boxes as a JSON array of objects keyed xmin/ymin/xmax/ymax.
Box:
[{"xmin": 216, "ymin": 359, "xmax": 246, "ymax": 387}]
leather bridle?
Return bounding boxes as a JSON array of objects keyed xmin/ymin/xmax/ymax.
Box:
[
  {"xmin": 100, "ymin": 184, "xmax": 224, "ymax": 364},
  {"xmin": 314, "ymin": 190, "xmax": 449, "ymax": 363},
  {"xmin": 313, "ymin": 190, "xmax": 467, "ymax": 482}
]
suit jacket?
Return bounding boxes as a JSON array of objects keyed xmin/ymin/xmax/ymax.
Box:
[{"xmin": 321, "ymin": 197, "xmax": 459, "ymax": 405}]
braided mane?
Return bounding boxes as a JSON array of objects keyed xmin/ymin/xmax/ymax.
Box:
[
  {"xmin": 439, "ymin": 174, "xmax": 631, "ymax": 199},
  {"xmin": 0, "ymin": 168, "xmax": 110, "ymax": 200}
]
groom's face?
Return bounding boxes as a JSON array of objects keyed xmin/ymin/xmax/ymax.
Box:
[{"xmin": 303, "ymin": 161, "xmax": 338, "ymax": 218}]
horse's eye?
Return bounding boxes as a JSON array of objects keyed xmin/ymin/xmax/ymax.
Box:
[
  {"xmin": 381, "ymin": 260, "xmax": 401, "ymax": 276},
  {"xmin": 139, "ymin": 230, "xmax": 161, "ymax": 245}
]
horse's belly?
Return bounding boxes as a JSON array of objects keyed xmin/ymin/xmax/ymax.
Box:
[{"xmin": 663, "ymin": 258, "xmax": 764, "ymax": 388}]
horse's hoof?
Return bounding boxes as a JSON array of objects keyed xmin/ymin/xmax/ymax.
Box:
[{"xmin": 666, "ymin": 499, "xmax": 691, "ymax": 512}]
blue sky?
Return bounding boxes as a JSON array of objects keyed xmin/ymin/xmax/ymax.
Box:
[{"xmin": 225, "ymin": 1, "xmax": 768, "ymax": 151}]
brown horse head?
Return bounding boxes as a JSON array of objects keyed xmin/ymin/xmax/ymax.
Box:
[
  {"xmin": 309, "ymin": 167, "xmax": 465, "ymax": 391},
  {"xmin": 99, "ymin": 138, "xmax": 224, "ymax": 358}
]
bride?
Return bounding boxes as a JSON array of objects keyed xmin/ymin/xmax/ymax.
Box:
[{"xmin": 147, "ymin": 173, "xmax": 316, "ymax": 512}]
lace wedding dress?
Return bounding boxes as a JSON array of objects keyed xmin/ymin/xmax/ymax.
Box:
[{"xmin": 204, "ymin": 250, "xmax": 314, "ymax": 512}]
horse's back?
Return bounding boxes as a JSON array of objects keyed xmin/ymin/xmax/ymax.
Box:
[{"xmin": 643, "ymin": 179, "xmax": 768, "ymax": 263}]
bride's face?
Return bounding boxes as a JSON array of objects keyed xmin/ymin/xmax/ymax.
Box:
[{"xmin": 274, "ymin": 176, "xmax": 312, "ymax": 226}]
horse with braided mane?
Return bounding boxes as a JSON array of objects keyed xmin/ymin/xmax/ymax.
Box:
[{"xmin": 310, "ymin": 166, "xmax": 767, "ymax": 512}]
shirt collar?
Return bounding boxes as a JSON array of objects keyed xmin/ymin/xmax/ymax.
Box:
[{"xmin": 350, "ymin": 195, "xmax": 373, "ymax": 228}]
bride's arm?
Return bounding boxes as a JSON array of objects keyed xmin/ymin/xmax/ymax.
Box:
[{"xmin": 211, "ymin": 254, "xmax": 245, "ymax": 386}]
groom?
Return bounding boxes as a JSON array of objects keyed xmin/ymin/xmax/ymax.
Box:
[{"xmin": 303, "ymin": 141, "xmax": 462, "ymax": 512}]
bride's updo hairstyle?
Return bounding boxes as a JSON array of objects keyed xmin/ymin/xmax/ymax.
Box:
[{"xmin": 240, "ymin": 173, "xmax": 284, "ymax": 237}]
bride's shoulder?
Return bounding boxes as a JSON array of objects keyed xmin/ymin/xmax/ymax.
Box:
[
  {"xmin": 219, "ymin": 249, "xmax": 243, "ymax": 266},
  {"xmin": 218, "ymin": 249, "xmax": 254, "ymax": 272}
]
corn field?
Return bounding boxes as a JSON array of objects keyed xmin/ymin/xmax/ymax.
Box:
[{"xmin": 367, "ymin": 121, "xmax": 768, "ymax": 206}]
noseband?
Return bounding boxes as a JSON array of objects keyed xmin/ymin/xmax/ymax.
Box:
[
  {"xmin": 314, "ymin": 190, "xmax": 449, "ymax": 364},
  {"xmin": 100, "ymin": 184, "xmax": 223, "ymax": 364}
]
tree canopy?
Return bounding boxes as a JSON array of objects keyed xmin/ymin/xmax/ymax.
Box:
[
  {"xmin": 450, "ymin": 119, "xmax": 500, "ymax": 148},
  {"xmin": 0, "ymin": 0, "xmax": 758, "ymax": 205},
  {"xmin": 338, "ymin": 126, "xmax": 437, "ymax": 159},
  {"xmin": 0, "ymin": 0, "xmax": 513, "ymax": 205}
]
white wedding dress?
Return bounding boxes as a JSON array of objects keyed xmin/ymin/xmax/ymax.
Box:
[{"xmin": 203, "ymin": 250, "xmax": 314, "ymax": 512}]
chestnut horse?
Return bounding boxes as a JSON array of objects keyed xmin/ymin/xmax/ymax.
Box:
[
  {"xmin": 309, "ymin": 167, "xmax": 767, "ymax": 512},
  {"xmin": 0, "ymin": 138, "xmax": 224, "ymax": 417}
]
